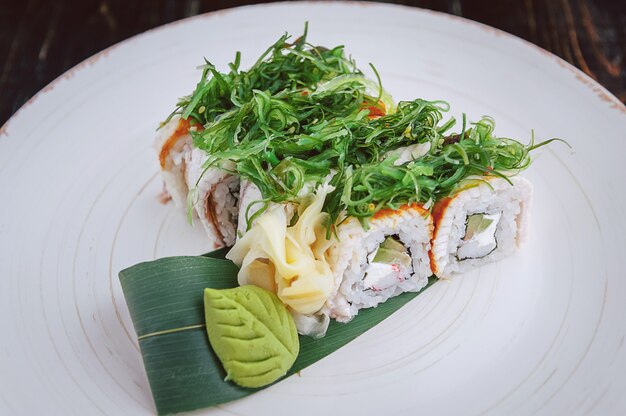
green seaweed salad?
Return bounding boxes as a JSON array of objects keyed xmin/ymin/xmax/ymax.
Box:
[
  {"xmin": 121, "ymin": 26, "xmax": 560, "ymax": 415},
  {"xmin": 166, "ymin": 24, "xmax": 555, "ymax": 230}
]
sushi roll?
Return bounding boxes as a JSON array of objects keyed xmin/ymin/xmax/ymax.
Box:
[
  {"xmin": 154, "ymin": 115, "xmax": 194, "ymax": 207},
  {"xmin": 155, "ymin": 116, "xmax": 239, "ymax": 248},
  {"xmin": 429, "ymin": 176, "xmax": 533, "ymax": 278},
  {"xmin": 325, "ymin": 204, "xmax": 433, "ymax": 322},
  {"xmin": 184, "ymin": 148, "xmax": 239, "ymax": 249}
]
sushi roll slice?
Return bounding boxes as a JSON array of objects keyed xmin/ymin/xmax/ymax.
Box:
[
  {"xmin": 184, "ymin": 148, "xmax": 239, "ymax": 249},
  {"xmin": 429, "ymin": 176, "xmax": 533, "ymax": 278},
  {"xmin": 154, "ymin": 116, "xmax": 195, "ymax": 207},
  {"xmin": 325, "ymin": 204, "xmax": 433, "ymax": 322},
  {"xmin": 156, "ymin": 116, "xmax": 239, "ymax": 248}
]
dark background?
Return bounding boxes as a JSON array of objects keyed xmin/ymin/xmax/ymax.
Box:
[{"xmin": 1, "ymin": 0, "xmax": 625, "ymax": 126}]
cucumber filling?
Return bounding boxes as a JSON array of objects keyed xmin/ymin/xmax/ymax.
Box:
[
  {"xmin": 457, "ymin": 212, "xmax": 501, "ymax": 260},
  {"xmin": 363, "ymin": 236, "xmax": 413, "ymax": 291}
]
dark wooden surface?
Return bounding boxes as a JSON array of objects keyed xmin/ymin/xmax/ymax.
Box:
[{"xmin": 1, "ymin": 0, "xmax": 625, "ymax": 126}]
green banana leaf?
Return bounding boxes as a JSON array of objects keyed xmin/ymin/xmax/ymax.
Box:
[{"xmin": 119, "ymin": 254, "xmax": 436, "ymax": 415}]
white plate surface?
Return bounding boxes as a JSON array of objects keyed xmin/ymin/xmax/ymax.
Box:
[{"xmin": 1, "ymin": 2, "xmax": 625, "ymax": 415}]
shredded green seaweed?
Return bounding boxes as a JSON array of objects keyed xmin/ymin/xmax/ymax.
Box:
[
  {"xmin": 165, "ymin": 26, "xmax": 556, "ymax": 229},
  {"xmin": 165, "ymin": 23, "xmax": 359, "ymax": 127}
]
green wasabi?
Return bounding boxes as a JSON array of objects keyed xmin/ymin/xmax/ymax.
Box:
[{"xmin": 204, "ymin": 285, "xmax": 299, "ymax": 388}]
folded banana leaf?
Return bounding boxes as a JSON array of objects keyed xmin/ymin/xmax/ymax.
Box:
[{"xmin": 119, "ymin": 252, "xmax": 436, "ymax": 415}]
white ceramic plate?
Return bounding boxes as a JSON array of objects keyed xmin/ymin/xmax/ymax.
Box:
[{"xmin": 1, "ymin": 2, "xmax": 625, "ymax": 415}]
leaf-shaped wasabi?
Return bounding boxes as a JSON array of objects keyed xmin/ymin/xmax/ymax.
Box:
[{"xmin": 204, "ymin": 285, "xmax": 299, "ymax": 388}]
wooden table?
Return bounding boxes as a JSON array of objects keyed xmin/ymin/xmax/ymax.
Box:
[{"xmin": 1, "ymin": 0, "xmax": 624, "ymax": 126}]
